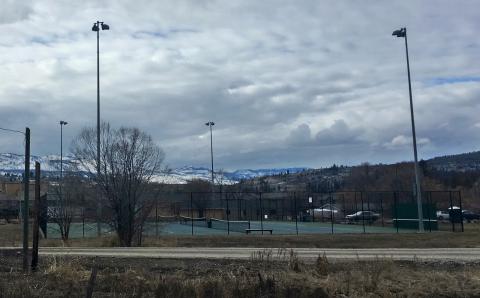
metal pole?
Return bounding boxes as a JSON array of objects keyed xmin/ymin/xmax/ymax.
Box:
[
  {"xmin": 367, "ymin": 193, "xmax": 371, "ymax": 225},
  {"xmin": 259, "ymin": 192, "xmax": 263, "ymax": 234},
  {"xmin": 380, "ymin": 196, "xmax": 384, "ymax": 227},
  {"xmin": 329, "ymin": 192, "xmax": 334, "ymax": 234},
  {"xmin": 60, "ymin": 123, "xmax": 63, "ymax": 181},
  {"xmin": 190, "ymin": 192, "xmax": 194, "ymax": 235},
  {"xmin": 394, "ymin": 191, "xmax": 399, "ymax": 233},
  {"xmin": 226, "ymin": 193, "xmax": 230, "ymax": 235},
  {"xmin": 294, "ymin": 192, "xmax": 298, "ymax": 235},
  {"xmin": 209, "ymin": 124, "xmax": 214, "ymax": 187},
  {"xmin": 361, "ymin": 192, "xmax": 365, "ymax": 233},
  {"xmin": 23, "ymin": 127, "xmax": 30, "ymax": 271},
  {"xmin": 427, "ymin": 192, "xmax": 432, "ymax": 232},
  {"xmin": 31, "ymin": 162, "xmax": 40, "ymax": 271},
  {"xmin": 404, "ymin": 28, "xmax": 424, "ymax": 232},
  {"xmin": 353, "ymin": 192, "xmax": 357, "ymax": 225},
  {"xmin": 449, "ymin": 191, "xmax": 455, "ymax": 232},
  {"xmin": 459, "ymin": 191, "xmax": 464, "ymax": 232},
  {"xmin": 82, "ymin": 208, "xmax": 85, "ymax": 238},
  {"xmin": 96, "ymin": 21, "xmax": 102, "ymax": 237},
  {"xmin": 155, "ymin": 198, "xmax": 158, "ymax": 237},
  {"xmin": 312, "ymin": 195, "xmax": 315, "ymax": 222}
]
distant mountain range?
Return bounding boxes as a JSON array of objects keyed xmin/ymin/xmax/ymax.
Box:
[
  {"xmin": 0, "ymin": 153, "xmax": 307, "ymax": 184},
  {"xmin": 2, "ymin": 150, "xmax": 480, "ymax": 184}
]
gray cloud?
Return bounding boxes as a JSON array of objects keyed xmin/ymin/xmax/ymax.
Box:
[{"xmin": 0, "ymin": 0, "xmax": 479, "ymax": 170}]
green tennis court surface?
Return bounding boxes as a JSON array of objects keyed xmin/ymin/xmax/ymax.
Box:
[{"xmin": 46, "ymin": 220, "xmax": 415, "ymax": 238}]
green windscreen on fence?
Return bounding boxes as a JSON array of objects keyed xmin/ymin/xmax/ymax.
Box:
[{"xmin": 393, "ymin": 203, "xmax": 438, "ymax": 230}]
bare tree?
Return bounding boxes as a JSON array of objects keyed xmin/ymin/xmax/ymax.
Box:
[
  {"xmin": 49, "ymin": 174, "xmax": 85, "ymax": 241},
  {"xmin": 72, "ymin": 123, "xmax": 164, "ymax": 246}
]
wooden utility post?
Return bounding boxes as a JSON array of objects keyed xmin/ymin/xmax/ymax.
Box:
[
  {"xmin": 23, "ymin": 127, "xmax": 30, "ymax": 272},
  {"xmin": 31, "ymin": 162, "xmax": 40, "ymax": 271}
]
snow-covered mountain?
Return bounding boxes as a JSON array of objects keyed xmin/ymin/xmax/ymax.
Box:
[
  {"xmin": 0, "ymin": 153, "xmax": 76, "ymax": 173},
  {"xmin": 225, "ymin": 168, "xmax": 307, "ymax": 180},
  {"xmin": 0, "ymin": 153, "xmax": 308, "ymax": 184}
]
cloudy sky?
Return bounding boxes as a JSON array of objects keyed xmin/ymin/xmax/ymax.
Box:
[{"xmin": 0, "ymin": 0, "xmax": 479, "ymax": 170}]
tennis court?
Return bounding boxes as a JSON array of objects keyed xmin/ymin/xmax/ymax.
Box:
[{"xmin": 46, "ymin": 219, "xmax": 413, "ymax": 239}]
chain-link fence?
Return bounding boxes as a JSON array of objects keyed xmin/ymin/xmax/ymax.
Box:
[
  {"xmin": 42, "ymin": 190, "xmax": 469, "ymax": 239},
  {"xmin": 143, "ymin": 191, "xmax": 466, "ymax": 236}
]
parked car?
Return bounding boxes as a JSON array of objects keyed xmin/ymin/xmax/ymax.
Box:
[
  {"xmin": 312, "ymin": 206, "xmax": 339, "ymax": 217},
  {"xmin": 345, "ymin": 211, "xmax": 380, "ymax": 222},
  {"xmin": 436, "ymin": 210, "xmax": 449, "ymax": 220},
  {"xmin": 462, "ymin": 210, "xmax": 480, "ymax": 222}
]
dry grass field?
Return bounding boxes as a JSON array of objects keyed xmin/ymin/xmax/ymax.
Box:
[
  {"xmin": 0, "ymin": 249, "xmax": 479, "ymax": 297},
  {"xmin": 1, "ymin": 223, "xmax": 479, "ymax": 248},
  {"xmin": 2, "ymin": 224, "xmax": 480, "ymax": 297}
]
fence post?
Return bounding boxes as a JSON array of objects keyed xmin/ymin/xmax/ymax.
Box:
[
  {"xmin": 367, "ymin": 192, "xmax": 371, "ymax": 226},
  {"xmin": 361, "ymin": 192, "xmax": 366, "ymax": 233},
  {"xmin": 155, "ymin": 198, "xmax": 158, "ymax": 237},
  {"xmin": 312, "ymin": 195, "xmax": 315, "ymax": 222},
  {"xmin": 85, "ymin": 267, "xmax": 98, "ymax": 298},
  {"xmin": 82, "ymin": 207, "xmax": 85, "ymax": 238},
  {"xmin": 353, "ymin": 191, "xmax": 358, "ymax": 217},
  {"xmin": 380, "ymin": 195, "xmax": 384, "ymax": 227},
  {"xmin": 294, "ymin": 192, "xmax": 298, "ymax": 235},
  {"xmin": 23, "ymin": 127, "xmax": 30, "ymax": 272},
  {"xmin": 190, "ymin": 192, "xmax": 194, "ymax": 236},
  {"xmin": 427, "ymin": 192, "xmax": 432, "ymax": 233},
  {"xmin": 237, "ymin": 196, "xmax": 241, "ymax": 220},
  {"xmin": 329, "ymin": 192, "xmax": 334, "ymax": 234},
  {"xmin": 449, "ymin": 191, "xmax": 455, "ymax": 232},
  {"xmin": 458, "ymin": 191, "xmax": 464, "ymax": 232},
  {"xmin": 259, "ymin": 192, "xmax": 263, "ymax": 234},
  {"xmin": 394, "ymin": 191, "xmax": 399, "ymax": 234},
  {"xmin": 31, "ymin": 162, "xmax": 40, "ymax": 272},
  {"xmin": 226, "ymin": 193, "xmax": 230, "ymax": 235}
]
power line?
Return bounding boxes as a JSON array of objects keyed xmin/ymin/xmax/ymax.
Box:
[{"xmin": 0, "ymin": 127, "xmax": 25, "ymax": 135}]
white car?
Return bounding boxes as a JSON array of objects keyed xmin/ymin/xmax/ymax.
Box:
[
  {"xmin": 436, "ymin": 211, "xmax": 449, "ymax": 220},
  {"xmin": 312, "ymin": 206, "xmax": 339, "ymax": 218}
]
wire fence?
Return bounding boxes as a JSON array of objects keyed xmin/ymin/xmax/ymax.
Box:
[{"xmin": 40, "ymin": 190, "xmax": 470, "ymax": 238}]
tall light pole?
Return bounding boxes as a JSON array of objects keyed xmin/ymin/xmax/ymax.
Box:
[
  {"xmin": 205, "ymin": 122, "xmax": 215, "ymax": 188},
  {"xmin": 392, "ymin": 27, "xmax": 424, "ymax": 232},
  {"xmin": 92, "ymin": 21, "xmax": 109, "ymax": 236},
  {"xmin": 59, "ymin": 121, "xmax": 68, "ymax": 181}
]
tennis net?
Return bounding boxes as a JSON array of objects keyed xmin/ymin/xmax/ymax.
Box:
[
  {"xmin": 209, "ymin": 218, "xmax": 250, "ymax": 233},
  {"xmin": 179, "ymin": 216, "xmax": 208, "ymax": 227},
  {"xmin": 157, "ymin": 215, "xmax": 177, "ymax": 222}
]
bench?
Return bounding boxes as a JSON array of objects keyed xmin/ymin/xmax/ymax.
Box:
[{"xmin": 245, "ymin": 229, "xmax": 273, "ymax": 234}]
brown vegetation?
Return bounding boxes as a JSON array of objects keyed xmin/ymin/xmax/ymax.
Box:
[
  {"xmin": 1, "ymin": 223, "xmax": 480, "ymax": 248},
  {"xmin": 0, "ymin": 250, "xmax": 479, "ymax": 297}
]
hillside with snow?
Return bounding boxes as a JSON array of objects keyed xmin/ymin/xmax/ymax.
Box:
[{"xmin": 0, "ymin": 153, "xmax": 308, "ymax": 184}]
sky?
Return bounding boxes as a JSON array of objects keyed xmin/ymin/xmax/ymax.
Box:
[{"xmin": 0, "ymin": 0, "xmax": 479, "ymax": 170}]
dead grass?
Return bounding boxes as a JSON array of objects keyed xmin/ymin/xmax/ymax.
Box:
[
  {"xmin": 0, "ymin": 253, "xmax": 479, "ymax": 297},
  {"xmin": 1, "ymin": 223, "xmax": 479, "ymax": 249}
]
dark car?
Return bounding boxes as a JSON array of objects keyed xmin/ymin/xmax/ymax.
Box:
[
  {"xmin": 345, "ymin": 211, "xmax": 380, "ymax": 222},
  {"xmin": 462, "ymin": 210, "xmax": 480, "ymax": 222}
]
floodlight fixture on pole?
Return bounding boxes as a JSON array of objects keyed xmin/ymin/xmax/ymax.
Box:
[
  {"xmin": 392, "ymin": 27, "xmax": 424, "ymax": 232},
  {"xmin": 92, "ymin": 20, "xmax": 109, "ymax": 236},
  {"xmin": 205, "ymin": 121, "xmax": 215, "ymax": 187}
]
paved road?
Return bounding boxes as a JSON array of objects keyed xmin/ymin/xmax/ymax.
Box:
[{"xmin": 14, "ymin": 247, "xmax": 478, "ymax": 261}]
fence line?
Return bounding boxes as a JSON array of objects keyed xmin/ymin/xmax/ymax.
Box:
[{"xmin": 39, "ymin": 190, "xmax": 470, "ymax": 238}]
